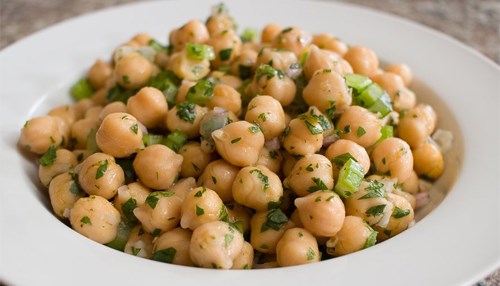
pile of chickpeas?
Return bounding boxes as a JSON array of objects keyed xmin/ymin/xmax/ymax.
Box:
[{"xmin": 19, "ymin": 4, "xmax": 446, "ymax": 269}]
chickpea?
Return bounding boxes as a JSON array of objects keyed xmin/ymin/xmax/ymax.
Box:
[
  {"xmin": 180, "ymin": 187, "xmax": 226, "ymax": 231},
  {"xmin": 373, "ymin": 193, "xmax": 414, "ymax": 241},
  {"xmin": 206, "ymin": 29, "xmax": 242, "ymax": 69},
  {"xmin": 250, "ymin": 209, "xmax": 293, "ymax": 254},
  {"xmin": 19, "ymin": 116, "xmax": 64, "ymax": 154},
  {"xmin": 336, "ymin": 106, "xmax": 382, "ymax": 148},
  {"xmin": 371, "ymin": 72, "xmax": 405, "ymax": 102},
  {"xmin": 401, "ymin": 170, "xmax": 419, "ymax": 194},
  {"xmin": 69, "ymin": 195, "xmax": 121, "ymax": 244},
  {"xmin": 393, "ymin": 87, "xmax": 416, "ymax": 112},
  {"xmin": 124, "ymin": 225, "xmax": 154, "ymax": 258},
  {"xmin": 284, "ymin": 154, "xmax": 333, "ymax": 197},
  {"xmin": 207, "ymin": 84, "xmax": 242, "ymax": 116},
  {"xmin": 113, "ymin": 182, "xmax": 151, "ymax": 222},
  {"xmin": 326, "ymin": 216, "xmax": 376, "ymax": 256},
  {"xmin": 48, "ymin": 172, "xmax": 85, "ymax": 219},
  {"xmin": 198, "ymin": 159, "xmax": 239, "ymax": 203},
  {"xmin": 99, "ymin": 101, "xmax": 127, "ymax": 120},
  {"xmin": 289, "ymin": 209, "xmax": 304, "ymax": 228},
  {"xmin": 208, "ymin": 71, "xmax": 243, "ymax": 89},
  {"xmin": 303, "ymin": 45, "xmax": 345, "ymax": 80},
  {"xmin": 276, "ymin": 228, "xmax": 320, "ymax": 266},
  {"xmin": 397, "ymin": 104, "xmax": 437, "ymax": 148},
  {"xmin": 170, "ymin": 20, "xmax": 210, "ymax": 52},
  {"xmin": 133, "ymin": 144, "xmax": 183, "ymax": 190},
  {"xmin": 212, "ymin": 121, "xmax": 265, "ymax": 167},
  {"xmin": 232, "ymin": 165, "xmax": 282, "ymax": 211},
  {"xmin": 324, "ymin": 139, "xmax": 370, "ymax": 180},
  {"xmin": 127, "ymin": 87, "xmax": 168, "ymax": 128},
  {"xmin": 69, "ymin": 118, "xmax": 98, "ymax": 149},
  {"xmin": 189, "ymin": 221, "xmax": 244, "ymax": 269},
  {"xmin": 73, "ymin": 98, "xmax": 95, "ymax": 119},
  {"xmin": 245, "ymin": 95, "xmax": 286, "ymax": 140},
  {"xmin": 153, "ymin": 227, "xmax": 193, "ymax": 266},
  {"xmin": 84, "ymin": 106, "xmax": 103, "ymax": 122},
  {"xmin": 78, "ymin": 152, "xmax": 124, "ymax": 199},
  {"xmin": 95, "ymin": 112, "xmax": 144, "ymax": 158},
  {"xmin": 302, "ymin": 68, "xmax": 351, "ymax": 114},
  {"xmin": 115, "ymin": 52, "xmax": 152, "ymax": 89},
  {"xmin": 294, "ymin": 191, "xmax": 345, "ymax": 237},
  {"xmin": 131, "ymin": 33, "xmax": 152, "ymax": 46},
  {"xmin": 386, "ymin": 63, "xmax": 413, "ymax": 86},
  {"xmin": 39, "ymin": 148, "xmax": 77, "ymax": 187},
  {"xmin": 206, "ymin": 7, "xmax": 236, "ymax": 36},
  {"xmin": 371, "ymin": 137, "xmax": 413, "ymax": 183},
  {"xmin": 169, "ymin": 177, "xmax": 197, "ymax": 202},
  {"xmin": 282, "ymin": 116, "xmax": 323, "ymax": 156},
  {"xmin": 179, "ymin": 142, "xmax": 213, "ymax": 178},
  {"xmin": 167, "ymin": 51, "xmax": 211, "ymax": 81},
  {"xmin": 133, "ymin": 191, "xmax": 181, "ymax": 236},
  {"xmin": 256, "ymin": 146, "xmax": 283, "ymax": 174},
  {"xmin": 272, "ymin": 26, "xmax": 311, "ymax": 57},
  {"xmin": 88, "ymin": 59, "xmax": 113, "ymax": 90},
  {"xmin": 166, "ymin": 102, "xmax": 208, "ymax": 139},
  {"xmin": 311, "ymin": 33, "xmax": 349, "ymax": 56},
  {"xmin": 230, "ymin": 48, "xmax": 257, "ymax": 79},
  {"xmin": 256, "ymin": 48, "xmax": 298, "ymax": 72},
  {"xmin": 343, "ymin": 46, "xmax": 379, "ymax": 77},
  {"xmin": 345, "ymin": 179, "xmax": 393, "ymax": 226},
  {"xmin": 48, "ymin": 104, "xmax": 78, "ymax": 127},
  {"xmin": 261, "ymin": 23, "xmax": 281, "ymax": 43},
  {"xmin": 232, "ymin": 241, "xmax": 254, "ymax": 269},
  {"xmin": 226, "ymin": 202, "xmax": 253, "ymax": 234},
  {"xmin": 247, "ymin": 67, "xmax": 297, "ymax": 106},
  {"xmin": 412, "ymin": 141, "xmax": 444, "ymax": 179}
]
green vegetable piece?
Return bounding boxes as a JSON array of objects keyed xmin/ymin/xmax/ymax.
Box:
[
  {"xmin": 121, "ymin": 197, "xmax": 138, "ymax": 223},
  {"xmin": 185, "ymin": 79, "xmax": 214, "ymax": 105},
  {"xmin": 142, "ymin": 134, "xmax": 164, "ymax": 147},
  {"xmin": 368, "ymin": 92, "xmax": 393, "ymax": 117},
  {"xmin": 105, "ymin": 220, "xmax": 133, "ymax": 251},
  {"xmin": 365, "ymin": 204, "xmax": 386, "ymax": 217},
  {"xmin": 392, "ymin": 206, "xmax": 411, "ymax": 218},
  {"xmin": 153, "ymin": 247, "xmax": 177, "ymax": 263},
  {"xmin": 38, "ymin": 145, "xmax": 57, "ymax": 167},
  {"xmin": 363, "ymin": 225, "xmax": 378, "ymax": 248},
  {"xmin": 176, "ymin": 102, "xmax": 197, "ymax": 123},
  {"xmin": 146, "ymin": 71, "xmax": 180, "ymax": 106},
  {"xmin": 95, "ymin": 160, "xmax": 108, "ymax": 179},
  {"xmin": 256, "ymin": 64, "xmax": 284, "ymax": 81},
  {"xmin": 307, "ymin": 177, "xmax": 329, "ymax": 193},
  {"xmin": 219, "ymin": 48, "xmax": 233, "ymax": 61},
  {"xmin": 240, "ymin": 28, "xmax": 258, "ymax": 42},
  {"xmin": 196, "ymin": 205, "xmax": 205, "ymax": 216},
  {"xmin": 375, "ymin": 125, "xmax": 394, "ymax": 144},
  {"xmin": 146, "ymin": 191, "xmax": 175, "ymax": 209},
  {"xmin": 261, "ymin": 208, "xmax": 288, "ymax": 232},
  {"xmin": 148, "ymin": 39, "xmax": 168, "ymax": 53},
  {"xmin": 354, "ymin": 82, "xmax": 384, "ymax": 107},
  {"xmin": 359, "ymin": 180, "xmax": 386, "ymax": 200},
  {"xmin": 70, "ymin": 78, "xmax": 93, "ymax": 101},
  {"xmin": 345, "ymin": 73, "xmax": 372, "ymax": 94},
  {"xmin": 331, "ymin": 152, "xmax": 358, "ymax": 168},
  {"xmin": 186, "ymin": 42, "xmax": 215, "ymax": 61},
  {"xmin": 163, "ymin": 130, "xmax": 188, "ymax": 153},
  {"xmin": 334, "ymin": 158, "xmax": 364, "ymax": 199}
]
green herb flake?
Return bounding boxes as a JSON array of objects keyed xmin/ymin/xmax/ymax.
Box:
[
  {"xmin": 95, "ymin": 160, "xmax": 109, "ymax": 179},
  {"xmin": 122, "ymin": 75, "xmax": 131, "ymax": 84},
  {"xmin": 224, "ymin": 233, "xmax": 234, "ymax": 247},
  {"xmin": 196, "ymin": 205, "xmax": 205, "ymax": 216},
  {"xmin": 249, "ymin": 169, "xmax": 270, "ymax": 189},
  {"xmin": 332, "ymin": 153, "xmax": 357, "ymax": 168},
  {"xmin": 326, "ymin": 195, "xmax": 335, "ymax": 202},
  {"xmin": 363, "ymin": 226, "xmax": 378, "ymax": 248},
  {"xmin": 176, "ymin": 102, "xmax": 197, "ymax": 123},
  {"xmin": 359, "ymin": 180, "xmax": 386, "ymax": 200},
  {"xmin": 152, "ymin": 247, "xmax": 176, "ymax": 263},
  {"xmin": 298, "ymin": 231, "xmax": 304, "ymax": 238},
  {"xmin": 23, "ymin": 120, "xmax": 29, "ymax": 128},
  {"xmin": 384, "ymin": 229, "xmax": 392, "ymax": 236},
  {"xmin": 282, "ymin": 27, "xmax": 293, "ymax": 33},
  {"xmin": 38, "ymin": 145, "xmax": 57, "ymax": 167},
  {"xmin": 306, "ymin": 248, "xmax": 315, "ymax": 261},
  {"xmin": 365, "ymin": 204, "xmax": 386, "ymax": 217},
  {"xmin": 269, "ymin": 150, "xmax": 278, "ymax": 159},
  {"xmin": 121, "ymin": 197, "xmax": 138, "ymax": 223},
  {"xmin": 131, "ymin": 246, "xmax": 141, "ymax": 256},
  {"xmin": 192, "ymin": 163, "xmax": 201, "ymax": 173},
  {"xmin": 344, "ymin": 125, "xmax": 351, "ymax": 133},
  {"xmin": 392, "ymin": 206, "xmax": 411, "ymax": 219},
  {"xmin": 258, "ymin": 112, "xmax": 267, "ymax": 122},
  {"xmin": 186, "ymin": 42, "xmax": 215, "ymax": 61},
  {"xmin": 356, "ymin": 126, "xmax": 366, "ymax": 138},
  {"xmin": 218, "ymin": 205, "xmax": 229, "ymax": 222},
  {"xmin": 211, "ymin": 176, "xmax": 217, "ymax": 184},
  {"xmin": 231, "ymin": 137, "xmax": 242, "ymax": 144},
  {"xmin": 260, "ymin": 208, "xmax": 288, "ymax": 232},
  {"xmin": 267, "ymin": 200, "xmax": 281, "ymax": 210},
  {"xmin": 194, "ymin": 187, "xmax": 206, "ymax": 197},
  {"xmin": 146, "ymin": 191, "xmax": 174, "ymax": 209},
  {"xmin": 219, "ymin": 48, "xmax": 233, "ymax": 61},
  {"xmin": 315, "ymin": 196, "xmax": 322, "ymax": 202},
  {"xmin": 305, "ymin": 164, "xmax": 314, "ymax": 172},
  {"xmin": 248, "ymin": 125, "xmax": 261, "ymax": 133},
  {"xmin": 80, "ymin": 216, "xmax": 91, "ymax": 225},
  {"xmin": 130, "ymin": 123, "xmax": 139, "ymax": 134},
  {"xmin": 307, "ymin": 177, "xmax": 328, "ymax": 193}
]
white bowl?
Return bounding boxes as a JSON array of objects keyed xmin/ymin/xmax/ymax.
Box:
[{"xmin": 0, "ymin": 1, "xmax": 498, "ymax": 285}]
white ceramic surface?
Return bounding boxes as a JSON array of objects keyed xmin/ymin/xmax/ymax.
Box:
[{"xmin": 0, "ymin": 0, "xmax": 498, "ymax": 285}]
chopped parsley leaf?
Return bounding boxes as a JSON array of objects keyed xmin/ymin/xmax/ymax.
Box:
[
  {"xmin": 95, "ymin": 160, "xmax": 108, "ymax": 179},
  {"xmin": 365, "ymin": 204, "xmax": 386, "ymax": 217},
  {"xmin": 38, "ymin": 145, "xmax": 57, "ymax": 167}
]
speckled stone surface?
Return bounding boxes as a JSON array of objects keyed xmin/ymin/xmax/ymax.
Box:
[{"xmin": 0, "ymin": 0, "xmax": 498, "ymax": 284}]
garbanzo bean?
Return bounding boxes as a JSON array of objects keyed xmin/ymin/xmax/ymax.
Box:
[
  {"xmin": 246, "ymin": 65, "xmax": 297, "ymax": 107},
  {"xmin": 371, "ymin": 72, "xmax": 416, "ymax": 111},
  {"xmin": 179, "ymin": 142, "xmax": 213, "ymax": 178},
  {"xmin": 282, "ymin": 116, "xmax": 323, "ymax": 156},
  {"xmin": 373, "ymin": 193, "xmax": 414, "ymax": 241},
  {"xmin": 206, "ymin": 5, "xmax": 236, "ymax": 36},
  {"xmin": 99, "ymin": 101, "xmax": 128, "ymax": 120},
  {"xmin": 38, "ymin": 148, "xmax": 77, "ymax": 187},
  {"xmin": 343, "ymin": 45, "xmax": 379, "ymax": 77},
  {"xmin": 133, "ymin": 144, "xmax": 183, "ymax": 190},
  {"xmin": 311, "ymin": 33, "xmax": 349, "ymax": 56},
  {"xmin": 276, "ymin": 228, "xmax": 320, "ymax": 266},
  {"xmin": 166, "ymin": 102, "xmax": 208, "ymax": 139},
  {"xmin": 189, "ymin": 221, "xmax": 244, "ymax": 269},
  {"xmin": 294, "ymin": 191, "xmax": 345, "ymax": 237},
  {"xmin": 302, "ymin": 68, "xmax": 351, "ymax": 114},
  {"xmin": 169, "ymin": 177, "xmax": 197, "ymax": 201},
  {"xmin": 232, "ymin": 241, "xmax": 254, "ymax": 269},
  {"xmin": 77, "ymin": 152, "xmax": 124, "ymax": 199},
  {"xmin": 226, "ymin": 202, "xmax": 253, "ymax": 234},
  {"xmin": 48, "ymin": 172, "xmax": 85, "ymax": 219},
  {"xmin": 397, "ymin": 103, "xmax": 437, "ymax": 148},
  {"xmin": 170, "ymin": 19, "xmax": 210, "ymax": 52},
  {"xmin": 250, "ymin": 209, "xmax": 294, "ymax": 254},
  {"xmin": 180, "ymin": 187, "xmax": 227, "ymax": 230},
  {"xmin": 326, "ymin": 216, "xmax": 377, "ymax": 256},
  {"xmin": 113, "ymin": 182, "xmax": 151, "ymax": 222},
  {"xmin": 232, "ymin": 165, "xmax": 283, "ymax": 211},
  {"xmin": 303, "ymin": 45, "xmax": 345, "ymax": 80},
  {"xmin": 127, "ymin": 87, "xmax": 168, "ymax": 128},
  {"xmin": 69, "ymin": 195, "xmax": 121, "ymax": 244},
  {"xmin": 386, "ymin": 63, "xmax": 413, "ymax": 86},
  {"xmin": 256, "ymin": 146, "xmax": 283, "ymax": 174},
  {"xmin": 412, "ymin": 140, "xmax": 444, "ymax": 179},
  {"xmin": 88, "ymin": 59, "xmax": 113, "ymax": 90},
  {"xmin": 133, "ymin": 190, "xmax": 183, "ymax": 235},
  {"xmin": 208, "ymin": 71, "xmax": 243, "ymax": 89},
  {"xmin": 206, "ymin": 29, "xmax": 242, "ymax": 69},
  {"xmin": 95, "ymin": 112, "xmax": 144, "ymax": 158},
  {"xmin": 124, "ymin": 225, "xmax": 154, "ymax": 258},
  {"xmin": 114, "ymin": 52, "xmax": 152, "ymax": 89},
  {"xmin": 212, "ymin": 120, "xmax": 265, "ymax": 167},
  {"xmin": 284, "ymin": 154, "xmax": 333, "ymax": 197},
  {"xmin": 48, "ymin": 104, "xmax": 78, "ymax": 127},
  {"xmin": 197, "ymin": 159, "xmax": 240, "ymax": 203},
  {"xmin": 336, "ymin": 106, "xmax": 382, "ymax": 148},
  {"xmin": 19, "ymin": 115, "xmax": 64, "ymax": 154},
  {"xmin": 167, "ymin": 50, "xmax": 211, "ymax": 81},
  {"xmin": 256, "ymin": 48, "xmax": 298, "ymax": 72},
  {"xmin": 401, "ymin": 170, "xmax": 419, "ymax": 194},
  {"xmin": 230, "ymin": 48, "xmax": 257, "ymax": 79},
  {"xmin": 261, "ymin": 23, "xmax": 281, "ymax": 43},
  {"xmin": 324, "ymin": 139, "xmax": 370, "ymax": 179},
  {"xmin": 153, "ymin": 227, "xmax": 193, "ymax": 266},
  {"xmin": 371, "ymin": 137, "xmax": 413, "ymax": 183},
  {"xmin": 245, "ymin": 95, "xmax": 286, "ymax": 140},
  {"xmin": 272, "ymin": 26, "xmax": 311, "ymax": 57},
  {"xmin": 345, "ymin": 179, "xmax": 393, "ymax": 226},
  {"xmin": 207, "ymin": 83, "xmax": 242, "ymax": 116}
]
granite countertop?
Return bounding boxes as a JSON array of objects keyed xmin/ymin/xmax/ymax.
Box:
[{"xmin": 0, "ymin": 0, "xmax": 499, "ymax": 285}]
